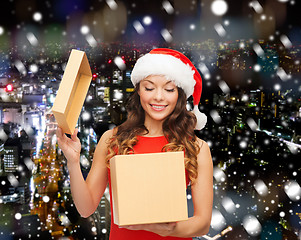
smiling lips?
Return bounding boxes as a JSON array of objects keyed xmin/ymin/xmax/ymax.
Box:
[{"xmin": 150, "ymin": 104, "xmax": 167, "ymax": 111}]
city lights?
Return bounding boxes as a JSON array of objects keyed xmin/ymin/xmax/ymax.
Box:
[{"xmin": 5, "ymin": 84, "xmax": 13, "ymax": 92}]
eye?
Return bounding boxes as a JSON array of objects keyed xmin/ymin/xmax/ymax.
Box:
[
  {"xmin": 145, "ymin": 87, "xmax": 154, "ymax": 91},
  {"xmin": 165, "ymin": 88, "xmax": 175, "ymax": 92}
]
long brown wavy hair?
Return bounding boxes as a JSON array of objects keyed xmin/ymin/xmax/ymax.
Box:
[{"xmin": 105, "ymin": 82, "xmax": 201, "ymax": 185}]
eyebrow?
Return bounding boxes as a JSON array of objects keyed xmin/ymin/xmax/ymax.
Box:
[{"xmin": 142, "ymin": 79, "xmax": 173, "ymax": 86}]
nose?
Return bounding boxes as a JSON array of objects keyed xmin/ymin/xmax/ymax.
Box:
[{"xmin": 154, "ymin": 88, "xmax": 164, "ymax": 101}]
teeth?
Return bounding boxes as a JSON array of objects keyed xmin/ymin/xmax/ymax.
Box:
[{"xmin": 152, "ymin": 105, "xmax": 165, "ymax": 110}]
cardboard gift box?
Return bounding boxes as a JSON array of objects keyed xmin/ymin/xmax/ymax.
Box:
[
  {"xmin": 110, "ymin": 151, "xmax": 188, "ymax": 226},
  {"xmin": 51, "ymin": 49, "xmax": 92, "ymax": 135}
]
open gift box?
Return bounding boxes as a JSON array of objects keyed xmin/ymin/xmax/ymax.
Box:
[
  {"xmin": 52, "ymin": 49, "xmax": 92, "ymax": 134},
  {"xmin": 110, "ymin": 151, "xmax": 188, "ymax": 226}
]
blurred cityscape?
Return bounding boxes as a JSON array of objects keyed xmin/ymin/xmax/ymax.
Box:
[{"xmin": 0, "ymin": 39, "xmax": 300, "ymax": 240}]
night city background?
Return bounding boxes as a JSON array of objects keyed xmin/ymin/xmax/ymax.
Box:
[{"xmin": 0, "ymin": 0, "xmax": 301, "ymax": 239}]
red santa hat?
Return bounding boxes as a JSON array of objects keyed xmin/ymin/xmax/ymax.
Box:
[{"xmin": 131, "ymin": 48, "xmax": 207, "ymax": 130}]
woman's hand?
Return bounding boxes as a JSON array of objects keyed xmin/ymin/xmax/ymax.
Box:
[
  {"xmin": 56, "ymin": 127, "xmax": 81, "ymax": 165},
  {"xmin": 122, "ymin": 222, "xmax": 176, "ymax": 237}
]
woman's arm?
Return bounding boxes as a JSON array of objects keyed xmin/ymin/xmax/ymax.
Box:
[
  {"xmin": 124, "ymin": 138, "xmax": 213, "ymax": 237},
  {"xmin": 56, "ymin": 128, "xmax": 113, "ymax": 218},
  {"xmin": 169, "ymin": 139, "xmax": 213, "ymax": 237}
]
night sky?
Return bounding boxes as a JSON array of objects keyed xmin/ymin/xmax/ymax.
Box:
[{"xmin": 1, "ymin": 0, "xmax": 301, "ymax": 44}]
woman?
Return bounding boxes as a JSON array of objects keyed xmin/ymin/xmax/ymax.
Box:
[{"xmin": 56, "ymin": 48, "xmax": 213, "ymax": 239}]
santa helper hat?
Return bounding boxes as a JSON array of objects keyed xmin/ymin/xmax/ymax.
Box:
[{"xmin": 131, "ymin": 48, "xmax": 207, "ymax": 130}]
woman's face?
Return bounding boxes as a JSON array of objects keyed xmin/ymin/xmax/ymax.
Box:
[{"xmin": 138, "ymin": 75, "xmax": 178, "ymax": 123}]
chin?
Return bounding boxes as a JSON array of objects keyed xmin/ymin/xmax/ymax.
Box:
[{"xmin": 150, "ymin": 113, "xmax": 169, "ymax": 122}]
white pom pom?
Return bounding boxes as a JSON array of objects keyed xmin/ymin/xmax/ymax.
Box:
[{"xmin": 193, "ymin": 105, "xmax": 207, "ymax": 130}]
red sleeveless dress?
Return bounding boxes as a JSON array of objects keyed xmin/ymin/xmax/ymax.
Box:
[{"xmin": 107, "ymin": 135, "xmax": 192, "ymax": 240}]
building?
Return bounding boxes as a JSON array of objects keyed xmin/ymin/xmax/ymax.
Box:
[
  {"xmin": 0, "ymin": 142, "xmax": 4, "ymax": 174},
  {"xmin": 3, "ymin": 145, "xmax": 19, "ymax": 173}
]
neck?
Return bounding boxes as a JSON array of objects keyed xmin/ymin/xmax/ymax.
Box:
[{"xmin": 144, "ymin": 118, "xmax": 164, "ymax": 137}]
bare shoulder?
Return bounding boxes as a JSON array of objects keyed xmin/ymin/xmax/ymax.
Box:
[
  {"xmin": 196, "ymin": 137, "xmax": 210, "ymax": 151},
  {"xmin": 195, "ymin": 137, "xmax": 212, "ymax": 165},
  {"xmin": 95, "ymin": 128, "xmax": 115, "ymax": 153},
  {"xmin": 100, "ymin": 129, "xmax": 115, "ymax": 142}
]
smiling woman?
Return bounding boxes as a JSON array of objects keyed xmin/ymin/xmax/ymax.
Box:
[
  {"xmin": 138, "ymin": 76, "xmax": 179, "ymax": 128},
  {"xmin": 57, "ymin": 48, "xmax": 213, "ymax": 240}
]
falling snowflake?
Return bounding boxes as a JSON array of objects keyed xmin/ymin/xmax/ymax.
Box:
[
  {"xmin": 143, "ymin": 16, "xmax": 152, "ymax": 25},
  {"xmin": 247, "ymin": 118, "xmax": 258, "ymax": 131},
  {"xmin": 29, "ymin": 64, "xmax": 39, "ymax": 73},
  {"xmin": 277, "ymin": 67, "xmax": 290, "ymax": 81},
  {"xmin": 211, "ymin": 0, "xmax": 228, "ymax": 16},
  {"xmin": 26, "ymin": 32, "xmax": 39, "ymax": 46},
  {"xmin": 42, "ymin": 196, "xmax": 50, "ymax": 203},
  {"xmin": 33, "ymin": 12, "xmax": 42, "ymax": 22},
  {"xmin": 280, "ymin": 35, "xmax": 292, "ymax": 48},
  {"xmin": 254, "ymin": 179, "xmax": 268, "ymax": 196},
  {"xmin": 133, "ymin": 21, "xmax": 145, "ymax": 34},
  {"xmin": 218, "ymin": 80, "xmax": 230, "ymax": 94},
  {"xmin": 198, "ymin": 63, "xmax": 211, "ymax": 79},
  {"xmin": 86, "ymin": 34, "xmax": 98, "ymax": 47},
  {"xmin": 106, "ymin": 0, "xmax": 118, "ymax": 10},
  {"xmin": 211, "ymin": 209, "xmax": 227, "ymax": 231},
  {"xmin": 249, "ymin": 1, "xmax": 263, "ymax": 13},
  {"xmin": 0, "ymin": 129, "xmax": 8, "ymax": 141},
  {"xmin": 210, "ymin": 110, "xmax": 222, "ymax": 124},
  {"xmin": 213, "ymin": 167, "xmax": 226, "ymax": 182},
  {"xmin": 243, "ymin": 215, "xmax": 262, "ymax": 236},
  {"xmin": 14, "ymin": 60, "xmax": 27, "ymax": 76},
  {"xmin": 284, "ymin": 181, "xmax": 301, "ymax": 201},
  {"xmin": 189, "ymin": 24, "xmax": 196, "ymax": 30},
  {"xmin": 0, "ymin": 26, "xmax": 4, "ymax": 35},
  {"xmin": 7, "ymin": 174, "xmax": 19, "ymax": 187},
  {"xmin": 114, "ymin": 56, "xmax": 126, "ymax": 70},
  {"xmin": 161, "ymin": 29, "xmax": 173, "ymax": 42},
  {"xmin": 15, "ymin": 213, "xmax": 22, "ymax": 220},
  {"xmin": 80, "ymin": 25, "xmax": 90, "ymax": 35},
  {"xmin": 162, "ymin": 1, "xmax": 174, "ymax": 14},
  {"xmin": 274, "ymin": 83, "xmax": 281, "ymax": 91},
  {"xmin": 222, "ymin": 197, "xmax": 236, "ymax": 213},
  {"xmin": 253, "ymin": 64, "xmax": 261, "ymax": 72},
  {"xmin": 253, "ymin": 43, "xmax": 265, "ymax": 58},
  {"xmin": 214, "ymin": 23, "xmax": 226, "ymax": 37},
  {"xmin": 239, "ymin": 140, "xmax": 248, "ymax": 149},
  {"xmin": 81, "ymin": 111, "xmax": 91, "ymax": 121}
]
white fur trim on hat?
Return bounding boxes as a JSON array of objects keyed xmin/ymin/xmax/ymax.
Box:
[
  {"xmin": 193, "ymin": 105, "xmax": 207, "ymax": 130},
  {"xmin": 131, "ymin": 53, "xmax": 196, "ymax": 97}
]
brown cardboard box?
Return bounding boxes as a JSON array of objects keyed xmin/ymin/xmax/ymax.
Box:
[
  {"xmin": 110, "ymin": 151, "xmax": 188, "ymax": 226},
  {"xmin": 51, "ymin": 49, "xmax": 92, "ymax": 134}
]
